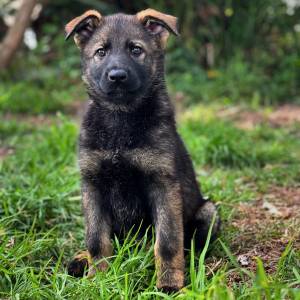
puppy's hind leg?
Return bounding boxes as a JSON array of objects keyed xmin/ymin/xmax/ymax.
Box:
[{"xmin": 186, "ymin": 200, "xmax": 221, "ymax": 251}]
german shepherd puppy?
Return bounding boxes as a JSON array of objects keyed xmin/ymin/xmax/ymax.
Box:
[{"xmin": 65, "ymin": 9, "xmax": 220, "ymax": 292}]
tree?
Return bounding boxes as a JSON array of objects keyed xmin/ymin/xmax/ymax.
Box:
[{"xmin": 0, "ymin": 0, "xmax": 37, "ymax": 70}]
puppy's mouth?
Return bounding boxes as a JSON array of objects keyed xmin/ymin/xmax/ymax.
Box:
[
  {"xmin": 101, "ymin": 84, "xmax": 141, "ymax": 98},
  {"xmin": 107, "ymin": 88, "xmax": 128, "ymax": 98}
]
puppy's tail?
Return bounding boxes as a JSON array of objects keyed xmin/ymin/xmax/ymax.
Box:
[{"xmin": 67, "ymin": 250, "xmax": 90, "ymax": 277}]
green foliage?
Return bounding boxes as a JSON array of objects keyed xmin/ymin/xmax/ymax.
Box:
[
  {"xmin": 164, "ymin": 0, "xmax": 300, "ymax": 104},
  {"xmin": 168, "ymin": 52, "xmax": 300, "ymax": 105},
  {"xmin": 180, "ymin": 117, "xmax": 295, "ymax": 169},
  {"xmin": 0, "ymin": 19, "xmax": 85, "ymax": 114},
  {"xmin": 2, "ymin": 0, "xmax": 300, "ymax": 106},
  {"xmin": 0, "ymin": 117, "xmax": 79, "ymax": 229},
  {"xmin": 0, "ymin": 82, "xmax": 80, "ymax": 114},
  {"xmin": 0, "ymin": 119, "xmax": 33, "ymax": 140}
]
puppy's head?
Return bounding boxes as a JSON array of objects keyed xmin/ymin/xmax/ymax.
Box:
[{"xmin": 65, "ymin": 9, "xmax": 178, "ymax": 108}]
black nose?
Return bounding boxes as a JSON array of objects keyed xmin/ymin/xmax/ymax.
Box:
[{"xmin": 108, "ymin": 69, "xmax": 128, "ymax": 82}]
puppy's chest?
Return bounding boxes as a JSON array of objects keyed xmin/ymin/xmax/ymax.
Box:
[
  {"xmin": 91, "ymin": 131, "xmax": 151, "ymax": 231},
  {"xmin": 80, "ymin": 133, "xmax": 144, "ymax": 179},
  {"xmin": 97, "ymin": 115, "xmax": 146, "ymax": 150},
  {"xmin": 98, "ymin": 135, "xmax": 138, "ymax": 171}
]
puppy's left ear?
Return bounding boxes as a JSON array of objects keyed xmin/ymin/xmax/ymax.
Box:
[
  {"xmin": 136, "ymin": 8, "xmax": 179, "ymax": 48},
  {"xmin": 65, "ymin": 10, "xmax": 102, "ymax": 48}
]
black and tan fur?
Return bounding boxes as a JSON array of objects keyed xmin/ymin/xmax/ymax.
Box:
[{"xmin": 65, "ymin": 9, "xmax": 220, "ymax": 292}]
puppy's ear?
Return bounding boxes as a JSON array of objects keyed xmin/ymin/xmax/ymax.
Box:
[
  {"xmin": 65, "ymin": 10, "xmax": 102, "ymax": 48},
  {"xmin": 136, "ymin": 8, "xmax": 179, "ymax": 48}
]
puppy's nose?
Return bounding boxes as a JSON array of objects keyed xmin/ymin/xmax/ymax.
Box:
[{"xmin": 108, "ymin": 69, "xmax": 128, "ymax": 82}]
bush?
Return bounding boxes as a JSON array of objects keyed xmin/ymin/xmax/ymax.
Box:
[{"xmin": 168, "ymin": 52, "xmax": 300, "ymax": 105}]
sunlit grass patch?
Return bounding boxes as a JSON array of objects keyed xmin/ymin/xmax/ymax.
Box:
[
  {"xmin": 0, "ymin": 116, "xmax": 79, "ymax": 230},
  {"xmin": 0, "ymin": 81, "xmax": 84, "ymax": 114},
  {"xmin": 180, "ymin": 119, "xmax": 291, "ymax": 169}
]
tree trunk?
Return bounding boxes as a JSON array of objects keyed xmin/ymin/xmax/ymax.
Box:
[{"xmin": 0, "ymin": 0, "xmax": 37, "ymax": 70}]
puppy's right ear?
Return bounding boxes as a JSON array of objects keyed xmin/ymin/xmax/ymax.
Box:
[{"xmin": 65, "ymin": 10, "xmax": 102, "ymax": 48}]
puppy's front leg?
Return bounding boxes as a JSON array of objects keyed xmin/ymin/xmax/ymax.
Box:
[
  {"xmin": 149, "ymin": 179, "xmax": 185, "ymax": 292},
  {"xmin": 82, "ymin": 180, "xmax": 113, "ymax": 276}
]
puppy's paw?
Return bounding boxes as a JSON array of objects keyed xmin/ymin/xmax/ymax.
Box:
[
  {"xmin": 157, "ymin": 269, "xmax": 184, "ymax": 293},
  {"xmin": 159, "ymin": 285, "xmax": 181, "ymax": 294},
  {"xmin": 87, "ymin": 259, "xmax": 109, "ymax": 278},
  {"xmin": 67, "ymin": 251, "xmax": 90, "ymax": 277}
]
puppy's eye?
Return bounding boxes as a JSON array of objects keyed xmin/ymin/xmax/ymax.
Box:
[
  {"xmin": 130, "ymin": 45, "xmax": 143, "ymax": 56},
  {"xmin": 96, "ymin": 47, "xmax": 106, "ymax": 57}
]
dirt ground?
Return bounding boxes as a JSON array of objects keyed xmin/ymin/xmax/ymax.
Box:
[
  {"xmin": 217, "ymin": 104, "xmax": 300, "ymax": 129},
  {"xmin": 231, "ymin": 186, "xmax": 300, "ymax": 273}
]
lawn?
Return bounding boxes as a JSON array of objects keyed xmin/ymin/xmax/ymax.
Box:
[{"xmin": 0, "ymin": 94, "xmax": 300, "ymax": 299}]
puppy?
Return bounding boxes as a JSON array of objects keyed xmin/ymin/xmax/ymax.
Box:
[{"xmin": 65, "ymin": 9, "xmax": 220, "ymax": 292}]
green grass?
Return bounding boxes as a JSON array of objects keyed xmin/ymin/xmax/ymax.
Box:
[
  {"xmin": 0, "ymin": 103, "xmax": 300, "ymax": 299},
  {"xmin": 0, "ymin": 79, "xmax": 85, "ymax": 114}
]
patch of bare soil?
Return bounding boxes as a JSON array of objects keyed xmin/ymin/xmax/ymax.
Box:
[
  {"xmin": 230, "ymin": 186, "xmax": 300, "ymax": 274},
  {"xmin": 217, "ymin": 105, "xmax": 300, "ymax": 129},
  {"xmin": 269, "ymin": 105, "xmax": 300, "ymax": 127},
  {"xmin": 0, "ymin": 146, "xmax": 14, "ymax": 160}
]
